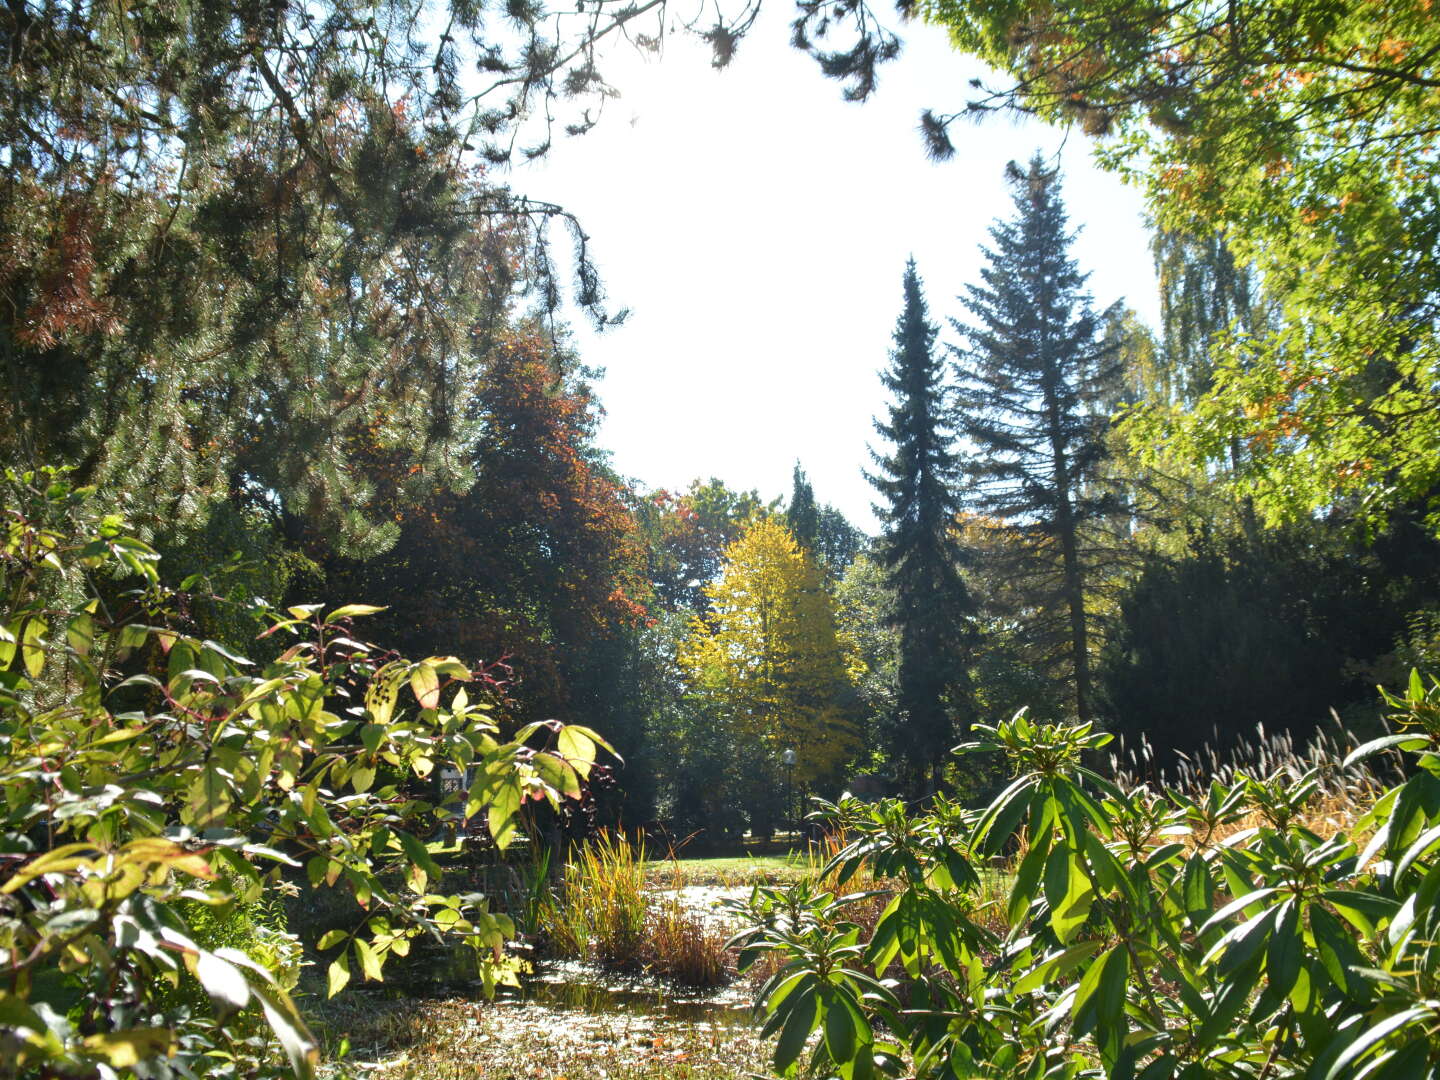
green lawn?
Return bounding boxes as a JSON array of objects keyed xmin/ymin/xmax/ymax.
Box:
[{"xmin": 644, "ymin": 850, "xmax": 820, "ymax": 887}]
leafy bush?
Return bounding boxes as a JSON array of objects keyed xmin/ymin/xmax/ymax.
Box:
[
  {"xmin": 0, "ymin": 469, "xmax": 611, "ymax": 1077},
  {"xmin": 733, "ymin": 689, "xmax": 1440, "ymax": 1079}
]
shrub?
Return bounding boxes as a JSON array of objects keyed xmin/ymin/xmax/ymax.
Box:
[
  {"xmin": 734, "ymin": 687, "xmax": 1440, "ymax": 1079},
  {"xmin": 0, "ymin": 470, "xmax": 610, "ymax": 1077}
]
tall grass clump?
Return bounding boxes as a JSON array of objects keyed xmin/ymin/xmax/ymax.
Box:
[
  {"xmin": 539, "ymin": 833, "xmax": 736, "ymax": 986},
  {"xmin": 647, "ymin": 886, "xmax": 731, "ymax": 986},
  {"xmin": 1107, "ymin": 715, "xmax": 1398, "ymax": 842},
  {"xmin": 541, "ymin": 831, "xmax": 649, "ymax": 969}
]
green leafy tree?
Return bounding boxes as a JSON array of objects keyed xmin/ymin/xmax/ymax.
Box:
[
  {"xmin": 906, "ymin": 0, "xmax": 1440, "ymax": 535},
  {"xmin": 868, "ymin": 259, "xmax": 975, "ymax": 795},
  {"xmin": 0, "ymin": 470, "xmax": 610, "ymax": 1076},
  {"xmin": 0, "ymin": 0, "xmax": 682, "ymax": 552},
  {"xmin": 950, "ymin": 157, "xmax": 1121, "ymax": 724},
  {"xmin": 788, "ymin": 463, "xmax": 867, "ymax": 577},
  {"xmin": 639, "ymin": 478, "xmax": 775, "ymax": 613}
]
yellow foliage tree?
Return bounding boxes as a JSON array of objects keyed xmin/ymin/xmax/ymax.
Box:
[{"xmin": 678, "ymin": 516, "xmax": 861, "ymax": 795}]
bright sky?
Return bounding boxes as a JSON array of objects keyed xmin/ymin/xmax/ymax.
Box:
[{"xmin": 520, "ymin": 7, "xmax": 1159, "ymax": 532}]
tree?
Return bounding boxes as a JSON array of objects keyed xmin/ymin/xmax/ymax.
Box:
[
  {"xmin": 867, "ymin": 259, "xmax": 975, "ymax": 794},
  {"xmin": 786, "ymin": 462, "xmax": 822, "ymax": 553},
  {"xmin": 950, "ymin": 157, "xmax": 1121, "ymax": 724},
  {"xmin": 774, "ymin": 0, "xmax": 1440, "ymax": 533},
  {"xmin": 787, "ymin": 462, "xmax": 868, "ymax": 577},
  {"xmin": 908, "ymin": 0, "xmax": 1440, "ymax": 535},
  {"xmin": 0, "ymin": 0, "xmax": 711, "ymax": 553},
  {"xmin": 0, "ymin": 471, "xmax": 608, "ymax": 1076},
  {"xmin": 639, "ymin": 478, "xmax": 774, "ymax": 613},
  {"xmin": 677, "ymin": 516, "xmax": 860, "ymax": 829},
  {"xmin": 324, "ymin": 328, "xmax": 650, "ymax": 726}
]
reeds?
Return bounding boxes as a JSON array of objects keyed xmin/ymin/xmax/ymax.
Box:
[
  {"xmin": 541, "ymin": 830, "xmax": 650, "ymax": 969},
  {"xmin": 1106, "ymin": 715, "xmax": 1398, "ymax": 842},
  {"xmin": 538, "ymin": 831, "xmax": 735, "ymax": 986}
]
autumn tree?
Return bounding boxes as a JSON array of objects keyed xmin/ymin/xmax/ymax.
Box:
[
  {"xmin": 677, "ymin": 516, "xmax": 860, "ymax": 831},
  {"xmin": 324, "ymin": 329, "xmax": 651, "ymax": 749},
  {"xmin": 639, "ymin": 479, "xmax": 774, "ymax": 613},
  {"xmin": 868, "ymin": 259, "xmax": 976, "ymax": 794},
  {"xmin": 951, "ymin": 157, "xmax": 1122, "ymax": 725}
]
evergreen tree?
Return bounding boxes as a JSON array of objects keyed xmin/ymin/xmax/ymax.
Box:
[
  {"xmin": 867, "ymin": 259, "xmax": 976, "ymax": 795},
  {"xmin": 786, "ymin": 463, "xmax": 822, "ymax": 553},
  {"xmin": 951, "ymin": 156, "xmax": 1122, "ymax": 725},
  {"xmin": 787, "ymin": 462, "xmax": 867, "ymax": 577}
]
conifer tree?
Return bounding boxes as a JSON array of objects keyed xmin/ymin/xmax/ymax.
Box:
[
  {"xmin": 786, "ymin": 463, "xmax": 821, "ymax": 553},
  {"xmin": 868, "ymin": 259, "xmax": 975, "ymax": 795},
  {"xmin": 950, "ymin": 156, "xmax": 1122, "ymax": 725}
]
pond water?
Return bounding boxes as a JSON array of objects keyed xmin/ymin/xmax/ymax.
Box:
[
  {"xmin": 495, "ymin": 884, "xmax": 756, "ymax": 1023},
  {"xmin": 500, "ymin": 959, "xmax": 753, "ymax": 1023}
]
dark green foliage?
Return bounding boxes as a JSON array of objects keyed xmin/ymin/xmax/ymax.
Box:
[
  {"xmin": 0, "ymin": 0, "xmax": 642, "ymax": 554},
  {"xmin": 0, "ymin": 472, "xmax": 609, "ymax": 1077},
  {"xmin": 787, "ymin": 463, "xmax": 867, "ymax": 577},
  {"xmin": 1101, "ymin": 511, "xmax": 1440, "ymax": 767},
  {"xmin": 786, "ymin": 463, "xmax": 822, "ymax": 553},
  {"xmin": 868, "ymin": 259, "xmax": 976, "ymax": 795},
  {"xmin": 950, "ymin": 156, "xmax": 1122, "ymax": 723}
]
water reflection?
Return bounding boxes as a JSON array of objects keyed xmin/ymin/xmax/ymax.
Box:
[{"xmin": 498, "ymin": 960, "xmax": 753, "ymax": 1025}]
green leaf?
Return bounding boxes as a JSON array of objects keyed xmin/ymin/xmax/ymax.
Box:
[
  {"xmin": 532, "ymin": 751, "xmax": 582, "ymax": 799},
  {"xmin": 557, "ymin": 726, "xmax": 596, "ymax": 779},
  {"xmin": 354, "ymin": 937, "xmax": 384, "ymax": 981},
  {"xmin": 254, "ymin": 985, "xmax": 319, "ymax": 1080},
  {"xmin": 1323, "ymin": 1006, "xmax": 1434, "ymax": 1080},
  {"xmin": 410, "ymin": 663, "xmax": 441, "ymax": 710},
  {"xmin": 195, "ymin": 950, "xmax": 250, "ymax": 1015},
  {"xmin": 487, "ymin": 778, "xmax": 524, "ymax": 851},
  {"xmin": 1344, "ymin": 734, "xmax": 1429, "ymax": 768},
  {"xmin": 81, "ymin": 1029, "xmax": 175, "ymax": 1068},
  {"xmin": 327, "ymin": 953, "xmax": 351, "ymax": 997},
  {"xmin": 1266, "ymin": 898, "xmax": 1302, "ymax": 996},
  {"xmin": 316, "ymin": 930, "xmax": 347, "ymax": 951},
  {"xmin": 774, "ymin": 986, "xmax": 819, "ymax": 1072},
  {"xmin": 397, "ymin": 830, "xmax": 442, "ymax": 892},
  {"xmin": 1072, "ymin": 945, "xmax": 1127, "ymax": 1038},
  {"xmin": 328, "ymin": 604, "xmax": 387, "ymax": 620},
  {"xmin": 1044, "ymin": 843, "xmax": 1094, "ymax": 945},
  {"xmin": 823, "ymin": 988, "xmax": 857, "ymax": 1064},
  {"xmin": 21, "ymin": 616, "xmax": 46, "ymax": 678}
]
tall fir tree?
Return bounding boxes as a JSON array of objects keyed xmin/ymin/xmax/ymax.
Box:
[
  {"xmin": 950, "ymin": 155, "xmax": 1122, "ymax": 725},
  {"xmin": 867, "ymin": 259, "xmax": 976, "ymax": 795},
  {"xmin": 786, "ymin": 463, "xmax": 822, "ymax": 553}
]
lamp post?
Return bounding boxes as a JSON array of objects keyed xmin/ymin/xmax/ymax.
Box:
[{"xmin": 781, "ymin": 748, "xmax": 797, "ymax": 839}]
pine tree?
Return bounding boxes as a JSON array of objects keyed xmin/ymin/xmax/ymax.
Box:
[
  {"xmin": 867, "ymin": 259, "xmax": 976, "ymax": 795},
  {"xmin": 950, "ymin": 155, "xmax": 1122, "ymax": 725}
]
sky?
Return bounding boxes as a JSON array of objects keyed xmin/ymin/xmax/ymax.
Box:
[{"xmin": 518, "ymin": 6, "xmax": 1160, "ymax": 532}]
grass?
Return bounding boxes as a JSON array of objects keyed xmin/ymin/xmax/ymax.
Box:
[
  {"xmin": 539, "ymin": 832, "xmax": 740, "ymax": 986},
  {"xmin": 644, "ymin": 849, "xmax": 824, "ymax": 887},
  {"xmin": 311, "ymin": 993, "xmax": 767, "ymax": 1080},
  {"xmin": 541, "ymin": 831, "xmax": 650, "ymax": 969}
]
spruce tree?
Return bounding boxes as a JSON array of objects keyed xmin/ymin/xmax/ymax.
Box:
[
  {"xmin": 786, "ymin": 463, "xmax": 822, "ymax": 553},
  {"xmin": 867, "ymin": 259, "xmax": 975, "ymax": 795},
  {"xmin": 950, "ymin": 155, "xmax": 1122, "ymax": 725}
]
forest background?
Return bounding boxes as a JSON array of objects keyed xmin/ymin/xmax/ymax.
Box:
[{"xmin": 4, "ymin": 0, "xmax": 1440, "ymax": 839}]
